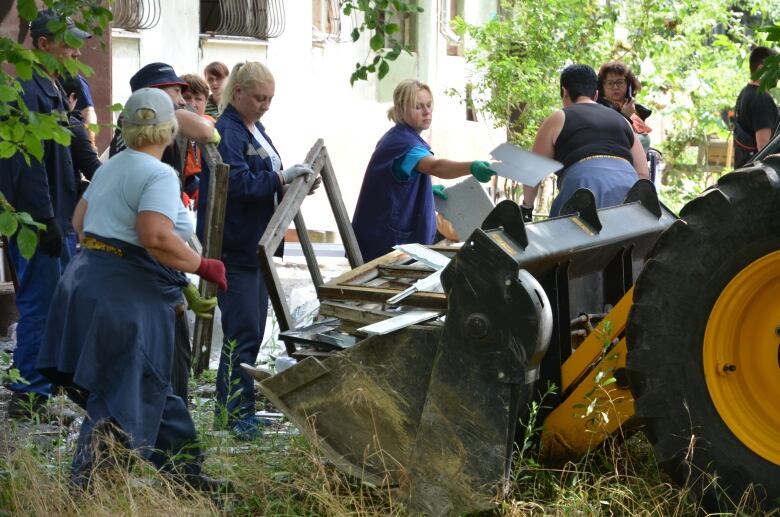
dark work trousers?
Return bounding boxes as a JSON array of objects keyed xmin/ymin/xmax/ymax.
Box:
[
  {"xmin": 8, "ymin": 232, "xmax": 77, "ymax": 398},
  {"xmin": 170, "ymin": 310, "xmax": 191, "ymax": 402},
  {"xmin": 215, "ymin": 265, "xmax": 269, "ymax": 425},
  {"xmin": 71, "ymin": 389, "xmax": 202, "ymax": 487}
]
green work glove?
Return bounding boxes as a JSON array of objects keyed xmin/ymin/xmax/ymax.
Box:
[
  {"xmin": 432, "ymin": 184, "xmax": 448, "ymax": 200},
  {"xmin": 183, "ymin": 282, "xmax": 217, "ymax": 319},
  {"xmin": 210, "ymin": 127, "xmax": 221, "ymax": 146},
  {"xmin": 470, "ymin": 160, "xmax": 496, "ymax": 183}
]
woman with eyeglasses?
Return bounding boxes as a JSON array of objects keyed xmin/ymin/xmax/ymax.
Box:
[{"xmin": 597, "ymin": 61, "xmax": 653, "ymax": 153}]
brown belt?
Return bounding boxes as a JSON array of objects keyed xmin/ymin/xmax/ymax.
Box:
[{"xmin": 577, "ymin": 154, "xmax": 630, "ymax": 165}]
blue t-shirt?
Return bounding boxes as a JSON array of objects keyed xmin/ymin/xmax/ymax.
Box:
[
  {"xmin": 83, "ymin": 148, "xmax": 192, "ymax": 246},
  {"xmin": 75, "ymin": 75, "xmax": 94, "ymax": 111},
  {"xmin": 392, "ymin": 145, "xmax": 433, "ymax": 181}
]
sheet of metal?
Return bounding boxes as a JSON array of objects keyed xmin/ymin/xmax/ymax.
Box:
[
  {"xmin": 490, "ymin": 143, "xmax": 563, "ymax": 186},
  {"xmin": 393, "ymin": 243, "xmax": 451, "ymax": 270},
  {"xmin": 434, "ymin": 176, "xmax": 495, "ymax": 241},
  {"xmin": 358, "ymin": 310, "xmax": 443, "ymax": 335}
]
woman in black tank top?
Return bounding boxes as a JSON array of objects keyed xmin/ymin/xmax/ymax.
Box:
[{"xmin": 520, "ymin": 64, "xmax": 649, "ymax": 220}]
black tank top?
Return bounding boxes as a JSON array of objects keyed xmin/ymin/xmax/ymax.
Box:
[{"xmin": 553, "ymin": 103, "xmax": 635, "ymax": 167}]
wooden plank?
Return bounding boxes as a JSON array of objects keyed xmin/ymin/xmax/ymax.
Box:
[
  {"xmin": 325, "ymin": 250, "xmax": 407, "ymax": 287},
  {"xmin": 294, "ymin": 212, "xmax": 324, "ymax": 288},
  {"xmin": 319, "ymin": 300, "xmax": 397, "ymax": 326},
  {"xmin": 319, "ymin": 145, "xmax": 364, "ymax": 268},
  {"xmin": 317, "ymin": 284, "xmax": 447, "ymax": 310},
  {"xmin": 259, "ymin": 252, "xmax": 295, "ymax": 354},
  {"xmin": 257, "ymin": 140, "xmax": 325, "ymax": 339},
  {"xmin": 175, "ymin": 134, "xmax": 189, "ymax": 186},
  {"xmin": 376, "ymin": 264, "xmax": 434, "ymax": 280},
  {"xmin": 192, "ymin": 154, "xmax": 229, "ymax": 375}
]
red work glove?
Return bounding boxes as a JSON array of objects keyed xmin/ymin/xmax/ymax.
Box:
[{"xmin": 196, "ymin": 258, "xmax": 227, "ymax": 292}]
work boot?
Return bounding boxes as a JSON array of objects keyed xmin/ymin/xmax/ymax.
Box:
[
  {"xmin": 230, "ymin": 415, "xmax": 271, "ymax": 441},
  {"xmin": 6, "ymin": 391, "xmax": 48, "ymax": 420}
]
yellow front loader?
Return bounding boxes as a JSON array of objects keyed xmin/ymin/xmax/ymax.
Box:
[{"xmin": 259, "ymin": 162, "xmax": 780, "ymax": 515}]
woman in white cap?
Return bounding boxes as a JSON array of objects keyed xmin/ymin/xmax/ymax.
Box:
[{"xmin": 37, "ymin": 88, "xmax": 229, "ymax": 491}]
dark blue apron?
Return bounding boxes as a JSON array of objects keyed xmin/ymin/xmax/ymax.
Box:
[{"xmin": 352, "ymin": 123, "xmax": 435, "ymax": 261}]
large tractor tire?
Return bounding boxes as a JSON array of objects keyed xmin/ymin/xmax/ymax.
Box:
[{"xmin": 626, "ymin": 160, "xmax": 780, "ymax": 512}]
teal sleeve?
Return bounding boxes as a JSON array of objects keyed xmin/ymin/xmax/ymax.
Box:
[{"xmin": 391, "ymin": 146, "xmax": 433, "ymax": 181}]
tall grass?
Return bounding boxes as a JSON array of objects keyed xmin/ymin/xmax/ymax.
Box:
[{"xmin": 0, "ymin": 399, "xmax": 773, "ymax": 516}]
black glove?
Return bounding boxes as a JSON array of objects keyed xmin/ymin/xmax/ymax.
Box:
[
  {"xmin": 38, "ymin": 218, "xmax": 63, "ymax": 258},
  {"xmin": 520, "ymin": 204, "xmax": 533, "ymax": 223}
]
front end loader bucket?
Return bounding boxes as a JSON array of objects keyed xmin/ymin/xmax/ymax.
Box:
[
  {"xmin": 261, "ymin": 236, "xmax": 553, "ymax": 515},
  {"xmin": 260, "ymin": 182, "xmax": 675, "ymax": 516}
]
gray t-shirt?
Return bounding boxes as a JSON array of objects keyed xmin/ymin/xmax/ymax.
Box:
[{"xmin": 83, "ymin": 148, "xmax": 192, "ymax": 246}]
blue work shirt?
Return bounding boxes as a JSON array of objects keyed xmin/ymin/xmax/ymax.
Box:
[
  {"xmin": 352, "ymin": 123, "xmax": 435, "ymax": 262},
  {"xmin": 0, "ymin": 71, "xmax": 78, "ymax": 229},
  {"xmin": 197, "ymin": 104, "xmax": 283, "ymax": 267}
]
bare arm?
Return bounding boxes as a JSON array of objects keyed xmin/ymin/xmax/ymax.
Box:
[
  {"xmin": 630, "ymin": 135, "xmax": 650, "ymax": 179},
  {"xmin": 175, "ymin": 110, "xmax": 215, "ymax": 143},
  {"xmin": 415, "ymin": 156, "xmax": 473, "ymax": 179},
  {"xmin": 523, "ymin": 110, "xmax": 564, "ymax": 206},
  {"xmin": 756, "ymin": 128, "xmax": 773, "ymax": 151},
  {"xmin": 72, "ymin": 198, "xmax": 87, "ymax": 241},
  {"xmin": 136, "ymin": 211, "xmax": 202, "ymax": 272},
  {"xmin": 81, "ymin": 106, "xmax": 98, "ymax": 148}
]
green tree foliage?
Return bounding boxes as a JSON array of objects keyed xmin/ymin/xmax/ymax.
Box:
[
  {"xmin": 341, "ymin": 0, "xmax": 423, "ymax": 84},
  {"xmin": 0, "ymin": 0, "xmax": 111, "ymax": 258},
  {"xmin": 455, "ymin": 0, "xmax": 780, "ymax": 174}
]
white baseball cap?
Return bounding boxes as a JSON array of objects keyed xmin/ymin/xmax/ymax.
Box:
[{"xmin": 122, "ymin": 88, "xmax": 175, "ymax": 126}]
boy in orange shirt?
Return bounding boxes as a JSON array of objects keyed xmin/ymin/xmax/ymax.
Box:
[{"xmin": 180, "ymin": 74, "xmax": 216, "ymax": 208}]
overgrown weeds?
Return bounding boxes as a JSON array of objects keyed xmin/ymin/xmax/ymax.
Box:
[{"xmin": 0, "ymin": 391, "xmax": 771, "ymax": 516}]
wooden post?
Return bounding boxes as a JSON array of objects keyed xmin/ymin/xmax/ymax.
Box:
[
  {"xmin": 320, "ymin": 148, "xmax": 364, "ymax": 268},
  {"xmin": 191, "ymin": 142, "xmax": 229, "ymax": 375}
]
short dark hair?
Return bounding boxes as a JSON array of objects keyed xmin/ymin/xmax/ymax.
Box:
[
  {"xmin": 560, "ymin": 64, "xmax": 598, "ymax": 101},
  {"xmin": 597, "ymin": 61, "xmax": 641, "ymax": 98},
  {"xmin": 204, "ymin": 61, "xmax": 229, "ymax": 79},
  {"xmin": 749, "ymin": 46, "xmax": 776, "ymax": 74}
]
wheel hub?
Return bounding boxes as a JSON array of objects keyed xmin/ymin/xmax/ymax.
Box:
[{"xmin": 704, "ymin": 251, "xmax": 780, "ymax": 467}]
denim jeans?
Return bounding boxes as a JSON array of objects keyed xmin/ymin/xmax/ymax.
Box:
[{"xmin": 8, "ymin": 232, "xmax": 77, "ymax": 397}]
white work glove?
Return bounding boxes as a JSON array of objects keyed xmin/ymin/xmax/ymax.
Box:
[{"xmin": 278, "ymin": 164, "xmax": 314, "ymax": 185}]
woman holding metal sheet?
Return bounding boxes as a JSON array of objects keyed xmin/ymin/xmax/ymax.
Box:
[
  {"xmin": 197, "ymin": 61, "xmax": 314, "ymax": 440},
  {"xmin": 351, "ymin": 79, "xmax": 497, "ymax": 262},
  {"xmin": 37, "ymin": 88, "xmax": 228, "ymax": 490}
]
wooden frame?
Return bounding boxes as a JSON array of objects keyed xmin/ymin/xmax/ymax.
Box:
[
  {"xmin": 258, "ymin": 139, "xmax": 364, "ymax": 335},
  {"xmin": 191, "ymin": 142, "xmax": 230, "ymax": 374}
]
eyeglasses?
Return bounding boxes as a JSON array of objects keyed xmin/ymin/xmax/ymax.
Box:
[{"xmin": 605, "ymin": 79, "xmax": 627, "ymax": 88}]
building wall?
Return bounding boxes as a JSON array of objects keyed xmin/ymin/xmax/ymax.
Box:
[{"xmin": 111, "ymin": 0, "xmax": 504, "ymax": 232}]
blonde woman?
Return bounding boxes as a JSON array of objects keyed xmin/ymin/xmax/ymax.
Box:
[
  {"xmin": 38, "ymin": 88, "xmax": 228, "ymax": 491},
  {"xmin": 351, "ymin": 79, "xmax": 496, "ymax": 261},
  {"xmin": 197, "ymin": 61, "xmax": 312, "ymax": 440}
]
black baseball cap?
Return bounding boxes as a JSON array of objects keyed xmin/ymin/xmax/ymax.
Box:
[
  {"xmin": 30, "ymin": 9, "xmax": 92, "ymax": 41},
  {"xmin": 130, "ymin": 62, "xmax": 189, "ymax": 92}
]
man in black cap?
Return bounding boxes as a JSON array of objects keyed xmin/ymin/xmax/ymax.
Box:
[
  {"xmin": 0, "ymin": 9, "xmax": 91, "ymax": 419},
  {"xmin": 110, "ymin": 62, "xmax": 218, "ymax": 171}
]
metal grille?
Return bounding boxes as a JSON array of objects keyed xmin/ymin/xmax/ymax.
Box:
[
  {"xmin": 201, "ymin": 0, "xmax": 286, "ymax": 39},
  {"xmin": 112, "ymin": 0, "xmax": 161, "ymax": 31}
]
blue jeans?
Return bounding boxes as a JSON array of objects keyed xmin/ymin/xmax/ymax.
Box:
[
  {"xmin": 215, "ymin": 266, "xmax": 269, "ymax": 424},
  {"xmin": 9, "ymin": 232, "xmax": 77, "ymax": 397}
]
